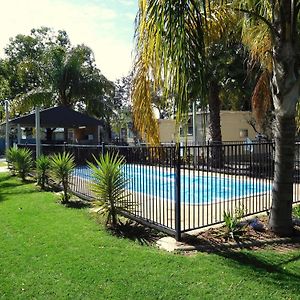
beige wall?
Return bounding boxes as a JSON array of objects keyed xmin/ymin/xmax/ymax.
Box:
[
  {"xmin": 158, "ymin": 111, "xmax": 256, "ymax": 143},
  {"xmin": 220, "ymin": 111, "xmax": 256, "ymax": 141},
  {"xmin": 158, "ymin": 119, "xmax": 176, "ymax": 143}
]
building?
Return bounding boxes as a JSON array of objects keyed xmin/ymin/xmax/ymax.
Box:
[{"xmin": 158, "ymin": 110, "xmax": 256, "ymax": 144}]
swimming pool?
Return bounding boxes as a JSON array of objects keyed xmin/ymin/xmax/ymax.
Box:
[{"xmin": 75, "ymin": 165, "xmax": 271, "ymax": 204}]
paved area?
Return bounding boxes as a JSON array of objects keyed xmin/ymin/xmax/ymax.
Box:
[{"xmin": 0, "ymin": 158, "xmax": 8, "ymax": 173}]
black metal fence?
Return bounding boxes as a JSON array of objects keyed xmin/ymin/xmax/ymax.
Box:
[{"xmin": 18, "ymin": 142, "xmax": 300, "ymax": 240}]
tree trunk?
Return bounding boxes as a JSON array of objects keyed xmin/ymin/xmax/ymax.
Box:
[
  {"xmin": 46, "ymin": 128, "xmax": 55, "ymax": 142},
  {"xmin": 268, "ymin": 24, "xmax": 300, "ymax": 235},
  {"xmin": 208, "ymin": 80, "xmax": 223, "ymax": 168},
  {"xmin": 269, "ymin": 115, "xmax": 295, "ymax": 235}
]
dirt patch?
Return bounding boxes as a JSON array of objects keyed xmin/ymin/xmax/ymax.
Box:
[{"xmin": 182, "ymin": 215, "xmax": 300, "ymax": 253}]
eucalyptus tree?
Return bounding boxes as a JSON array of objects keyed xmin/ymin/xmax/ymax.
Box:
[{"xmin": 132, "ymin": 0, "xmax": 300, "ymax": 235}]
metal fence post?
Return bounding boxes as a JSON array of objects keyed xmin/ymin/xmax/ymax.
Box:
[{"xmin": 175, "ymin": 145, "xmax": 181, "ymax": 241}]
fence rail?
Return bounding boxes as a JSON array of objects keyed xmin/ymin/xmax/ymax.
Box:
[{"xmin": 18, "ymin": 142, "xmax": 300, "ymax": 240}]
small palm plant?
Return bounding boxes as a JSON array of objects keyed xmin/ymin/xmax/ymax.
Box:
[
  {"xmin": 223, "ymin": 206, "xmax": 246, "ymax": 240},
  {"xmin": 36, "ymin": 155, "xmax": 51, "ymax": 189},
  {"xmin": 88, "ymin": 152, "xmax": 131, "ymax": 227},
  {"xmin": 10, "ymin": 147, "xmax": 33, "ymax": 181},
  {"xmin": 50, "ymin": 152, "xmax": 75, "ymax": 204},
  {"xmin": 6, "ymin": 146, "xmax": 19, "ymax": 175}
]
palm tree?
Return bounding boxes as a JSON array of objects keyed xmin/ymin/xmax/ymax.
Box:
[
  {"xmin": 50, "ymin": 152, "xmax": 75, "ymax": 204},
  {"xmin": 132, "ymin": 0, "xmax": 300, "ymax": 235},
  {"xmin": 14, "ymin": 44, "xmax": 113, "ymax": 140},
  {"xmin": 88, "ymin": 152, "xmax": 131, "ymax": 227}
]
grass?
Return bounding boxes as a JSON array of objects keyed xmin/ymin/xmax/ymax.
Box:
[{"xmin": 0, "ymin": 173, "xmax": 300, "ymax": 299}]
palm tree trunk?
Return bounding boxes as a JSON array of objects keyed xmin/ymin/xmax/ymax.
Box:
[
  {"xmin": 269, "ymin": 115, "xmax": 295, "ymax": 235},
  {"xmin": 208, "ymin": 80, "xmax": 223, "ymax": 168},
  {"xmin": 268, "ymin": 22, "xmax": 299, "ymax": 234}
]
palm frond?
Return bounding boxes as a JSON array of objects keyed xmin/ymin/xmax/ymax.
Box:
[
  {"xmin": 88, "ymin": 152, "xmax": 133, "ymax": 227},
  {"xmin": 132, "ymin": 0, "xmax": 206, "ymax": 144},
  {"xmin": 251, "ymin": 70, "xmax": 272, "ymax": 128},
  {"xmin": 241, "ymin": 20, "xmax": 272, "ymax": 71},
  {"xmin": 12, "ymin": 88, "xmax": 53, "ymax": 113}
]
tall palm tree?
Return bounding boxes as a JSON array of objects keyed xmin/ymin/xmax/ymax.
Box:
[
  {"xmin": 14, "ymin": 44, "xmax": 112, "ymax": 110},
  {"xmin": 13, "ymin": 44, "xmax": 113, "ymax": 141},
  {"xmin": 132, "ymin": 0, "xmax": 300, "ymax": 235}
]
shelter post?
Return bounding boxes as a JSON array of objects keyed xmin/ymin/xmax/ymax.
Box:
[
  {"xmin": 35, "ymin": 106, "xmax": 41, "ymax": 159},
  {"xmin": 17, "ymin": 124, "xmax": 21, "ymax": 144},
  {"xmin": 97, "ymin": 125, "xmax": 101, "ymax": 144},
  {"xmin": 5, "ymin": 100, "xmax": 9, "ymax": 153}
]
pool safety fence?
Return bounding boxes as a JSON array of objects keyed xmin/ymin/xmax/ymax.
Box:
[{"xmin": 18, "ymin": 142, "xmax": 300, "ymax": 240}]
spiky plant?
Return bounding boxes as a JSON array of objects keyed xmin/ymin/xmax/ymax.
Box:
[
  {"xmin": 14, "ymin": 148, "xmax": 33, "ymax": 181},
  {"xmin": 88, "ymin": 152, "xmax": 132, "ymax": 227},
  {"xmin": 50, "ymin": 152, "xmax": 75, "ymax": 203},
  {"xmin": 6, "ymin": 146, "xmax": 19, "ymax": 175},
  {"xmin": 36, "ymin": 155, "xmax": 51, "ymax": 189},
  {"xmin": 223, "ymin": 207, "xmax": 246, "ymax": 241}
]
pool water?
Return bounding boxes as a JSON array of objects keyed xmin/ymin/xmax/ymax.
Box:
[{"xmin": 75, "ymin": 165, "xmax": 271, "ymax": 204}]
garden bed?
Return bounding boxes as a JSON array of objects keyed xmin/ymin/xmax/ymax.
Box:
[{"xmin": 180, "ymin": 215, "xmax": 300, "ymax": 253}]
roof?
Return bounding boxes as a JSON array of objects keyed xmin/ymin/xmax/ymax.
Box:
[{"xmin": 9, "ymin": 106, "xmax": 103, "ymax": 128}]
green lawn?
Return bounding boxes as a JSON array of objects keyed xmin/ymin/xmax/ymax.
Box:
[{"xmin": 0, "ymin": 173, "xmax": 300, "ymax": 299}]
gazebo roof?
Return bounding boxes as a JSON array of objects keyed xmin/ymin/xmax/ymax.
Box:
[{"xmin": 10, "ymin": 106, "xmax": 103, "ymax": 128}]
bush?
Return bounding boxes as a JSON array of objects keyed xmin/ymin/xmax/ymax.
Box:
[
  {"xmin": 88, "ymin": 152, "xmax": 132, "ymax": 227},
  {"xmin": 6, "ymin": 147, "xmax": 33, "ymax": 181},
  {"xmin": 6, "ymin": 146, "xmax": 19, "ymax": 175},
  {"xmin": 223, "ymin": 206, "xmax": 246, "ymax": 240},
  {"xmin": 293, "ymin": 205, "xmax": 300, "ymax": 219},
  {"xmin": 50, "ymin": 152, "xmax": 75, "ymax": 204},
  {"xmin": 36, "ymin": 155, "xmax": 51, "ymax": 189}
]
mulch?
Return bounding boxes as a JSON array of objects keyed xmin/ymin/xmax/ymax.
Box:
[{"xmin": 181, "ymin": 215, "xmax": 300, "ymax": 253}]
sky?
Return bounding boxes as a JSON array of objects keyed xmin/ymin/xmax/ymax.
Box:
[{"xmin": 0, "ymin": 0, "xmax": 138, "ymax": 81}]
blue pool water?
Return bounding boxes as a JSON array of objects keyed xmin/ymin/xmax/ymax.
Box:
[{"xmin": 75, "ymin": 165, "xmax": 271, "ymax": 204}]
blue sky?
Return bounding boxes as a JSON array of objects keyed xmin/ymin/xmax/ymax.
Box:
[{"xmin": 0, "ymin": 0, "xmax": 138, "ymax": 81}]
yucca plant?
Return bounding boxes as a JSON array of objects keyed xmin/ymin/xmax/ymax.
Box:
[
  {"xmin": 6, "ymin": 146, "xmax": 20, "ymax": 175},
  {"xmin": 88, "ymin": 152, "xmax": 132, "ymax": 227},
  {"xmin": 36, "ymin": 155, "xmax": 51, "ymax": 189},
  {"xmin": 50, "ymin": 152, "xmax": 75, "ymax": 204},
  {"xmin": 14, "ymin": 148, "xmax": 34, "ymax": 181},
  {"xmin": 223, "ymin": 206, "xmax": 246, "ymax": 241}
]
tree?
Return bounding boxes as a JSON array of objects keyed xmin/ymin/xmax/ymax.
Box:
[
  {"xmin": 3, "ymin": 27, "xmax": 114, "ymax": 141},
  {"xmin": 110, "ymin": 75, "xmax": 140, "ymax": 143},
  {"xmin": 132, "ymin": 0, "xmax": 300, "ymax": 235},
  {"xmin": 1, "ymin": 27, "xmax": 114, "ymax": 140}
]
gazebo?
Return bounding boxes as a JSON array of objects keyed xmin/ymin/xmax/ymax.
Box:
[{"xmin": 9, "ymin": 106, "xmax": 104, "ymax": 158}]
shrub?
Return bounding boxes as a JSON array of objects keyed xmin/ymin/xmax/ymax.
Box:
[
  {"xmin": 6, "ymin": 146, "xmax": 19, "ymax": 175},
  {"xmin": 50, "ymin": 152, "xmax": 75, "ymax": 204},
  {"xmin": 223, "ymin": 206, "xmax": 246, "ymax": 240},
  {"xmin": 6, "ymin": 147, "xmax": 33, "ymax": 181},
  {"xmin": 36, "ymin": 155, "xmax": 51, "ymax": 189},
  {"xmin": 293, "ymin": 205, "xmax": 300, "ymax": 219},
  {"xmin": 88, "ymin": 152, "xmax": 132, "ymax": 227}
]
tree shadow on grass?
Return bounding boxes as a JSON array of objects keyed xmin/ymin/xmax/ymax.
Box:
[
  {"xmin": 108, "ymin": 220, "xmax": 166, "ymax": 246},
  {"xmin": 183, "ymin": 234, "xmax": 300, "ymax": 295},
  {"xmin": 218, "ymin": 250, "xmax": 300, "ymax": 295},
  {"xmin": 0, "ymin": 175, "xmax": 23, "ymax": 202}
]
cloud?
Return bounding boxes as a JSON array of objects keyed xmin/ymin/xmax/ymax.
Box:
[{"xmin": 0, "ymin": 0, "xmax": 137, "ymax": 81}]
